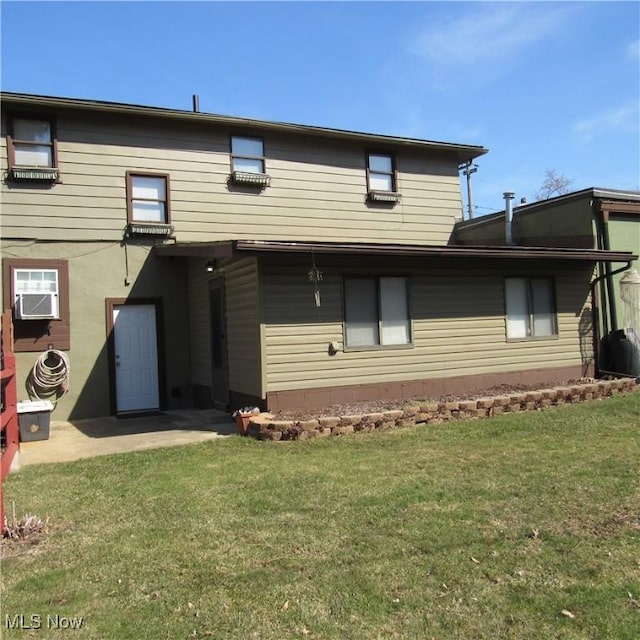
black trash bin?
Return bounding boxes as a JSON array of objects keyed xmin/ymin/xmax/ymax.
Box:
[{"xmin": 600, "ymin": 329, "xmax": 640, "ymax": 377}]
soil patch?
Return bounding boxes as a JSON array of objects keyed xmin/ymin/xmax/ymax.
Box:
[{"xmin": 273, "ymin": 379, "xmax": 589, "ymax": 420}]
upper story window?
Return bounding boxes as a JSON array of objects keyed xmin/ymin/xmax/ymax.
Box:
[
  {"xmin": 230, "ymin": 136, "xmax": 270, "ymax": 187},
  {"xmin": 125, "ymin": 172, "xmax": 173, "ymax": 236},
  {"xmin": 366, "ymin": 152, "xmax": 400, "ymax": 203},
  {"xmin": 344, "ymin": 276, "xmax": 411, "ymax": 349},
  {"xmin": 505, "ymin": 277, "xmax": 558, "ymax": 340},
  {"xmin": 7, "ymin": 115, "xmax": 59, "ymax": 182}
]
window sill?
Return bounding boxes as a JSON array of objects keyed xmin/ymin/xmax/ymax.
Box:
[
  {"xmin": 367, "ymin": 190, "xmax": 401, "ymax": 203},
  {"xmin": 506, "ymin": 334, "xmax": 559, "ymax": 342},
  {"xmin": 9, "ymin": 166, "xmax": 59, "ymax": 182},
  {"xmin": 127, "ymin": 222, "xmax": 174, "ymax": 237},
  {"xmin": 343, "ymin": 342, "xmax": 414, "ymax": 353},
  {"xmin": 230, "ymin": 171, "xmax": 270, "ymax": 187}
]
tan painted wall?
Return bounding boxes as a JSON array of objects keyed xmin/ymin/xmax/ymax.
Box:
[
  {"xmin": 2, "ymin": 240, "xmax": 190, "ymax": 421},
  {"xmin": 262, "ymin": 256, "xmax": 594, "ymax": 393},
  {"xmin": 1, "ymin": 110, "xmax": 464, "ymax": 246}
]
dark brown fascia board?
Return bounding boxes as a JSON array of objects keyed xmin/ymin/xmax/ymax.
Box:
[
  {"xmin": 155, "ymin": 239, "xmax": 636, "ymax": 263},
  {"xmin": 0, "ymin": 92, "xmax": 488, "ymax": 161},
  {"xmin": 155, "ymin": 241, "xmax": 235, "ymax": 258}
]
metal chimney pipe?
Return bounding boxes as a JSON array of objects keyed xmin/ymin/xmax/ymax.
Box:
[
  {"xmin": 192, "ymin": 94, "xmax": 200, "ymax": 113},
  {"xmin": 504, "ymin": 191, "xmax": 515, "ymax": 245}
]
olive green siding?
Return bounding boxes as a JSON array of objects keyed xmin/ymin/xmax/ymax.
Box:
[
  {"xmin": 608, "ymin": 216, "xmax": 640, "ymax": 327},
  {"xmin": 223, "ymin": 258, "xmax": 262, "ymax": 398},
  {"xmin": 262, "ymin": 257, "xmax": 594, "ymax": 393},
  {"xmin": 1, "ymin": 111, "xmax": 463, "ymax": 246},
  {"xmin": 454, "ymin": 196, "xmax": 596, "ymax": 248},
  {"xmin": 2, "ymin": 240, "xmax": 190, "ymax": 421},
  {"xmin": 187, "ymin": 257, "xmax": 262, "ymax": 399}
]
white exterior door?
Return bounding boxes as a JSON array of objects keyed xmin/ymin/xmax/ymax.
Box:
[{"xmin": 113, "ymin": 304, "xmax": 160, "ymax": 413}]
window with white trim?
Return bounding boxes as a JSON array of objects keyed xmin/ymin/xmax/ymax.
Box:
[
  {"xmin": 505, "ymin": 277, "xmax": 557, "ymax": 339},
  {"xmin": 13, "ymin": 268, "xmax": 60, "ymax": 319},
  {"xmin": 344, "ymin": 277, "xmax": 411, "ymax": 347}
]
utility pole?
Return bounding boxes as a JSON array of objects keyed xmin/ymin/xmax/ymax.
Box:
[{"xmin": 460, "ymin": 161, "xmax": 478, "ymax": 220}]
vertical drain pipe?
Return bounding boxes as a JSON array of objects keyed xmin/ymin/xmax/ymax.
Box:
[{"xmin": 504, "ymin": 191, "xmax": 515, "ymax": 245}]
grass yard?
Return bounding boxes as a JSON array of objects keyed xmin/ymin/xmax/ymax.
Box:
[{"xmin": 2, "ymin": 392, "xmax": 639, "ymax": 639}]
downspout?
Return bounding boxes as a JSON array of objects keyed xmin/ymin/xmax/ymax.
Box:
[{"xmin": 597, "ymin": 201, "xmax": 618, "ymax": 331}]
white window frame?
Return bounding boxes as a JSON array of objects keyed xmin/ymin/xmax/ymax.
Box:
[
  {"xmin": 505, "ymin": 277, "xmax": 558, "ymax": 340},
  {"xmin": 344, "ymin": 276, "xmax": 412, "ymax": 349},
  {"xmin": 13, "ymin": 268, "xmax": 60, "ymax": 319}
]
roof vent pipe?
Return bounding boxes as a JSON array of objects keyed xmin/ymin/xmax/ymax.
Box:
[
  {"xmin": 504, "ymin": 191, "xmax": 515, "ymax": 245},
  {"xmin": 192, "ymin": 94, "xmax": 199, "ymax": 113}
]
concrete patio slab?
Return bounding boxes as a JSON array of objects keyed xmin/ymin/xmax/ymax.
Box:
[{"xmin": 15, "ymin": 409, "xmax": 238, "ymax": 468}]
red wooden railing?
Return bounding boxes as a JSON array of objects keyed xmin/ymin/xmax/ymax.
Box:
[{"xmin": 1, "ymin": 310, "xmax": 19, "ymax": 530}]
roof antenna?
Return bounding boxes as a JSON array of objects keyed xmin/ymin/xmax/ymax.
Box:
[{"xmin": 192, "ymin": 94, "xmax": 199, "ymax": 113}]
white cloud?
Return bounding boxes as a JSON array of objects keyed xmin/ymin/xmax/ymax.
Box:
[
  {"xmin": 628, "ymin": 39, "xmax": 640, "ymax": 60},
  {"xmin": 409, "ymin": 3, "xmax": 570, "ymax": 69},
  {"xmin": 572, "ymin": 101, "xmax": 640, "ymax": 142}
]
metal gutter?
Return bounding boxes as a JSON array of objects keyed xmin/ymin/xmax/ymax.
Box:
[
  {"xmin": 0, "ymin": 92, "xmax": 488, "ymax": 161},
  {"xmin": 155, "ymin": 239, "xmax": 637, "ymax": 262}
]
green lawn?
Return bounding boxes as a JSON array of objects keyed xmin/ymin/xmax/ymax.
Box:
[{"xmin": 2, "ymin": 393, "xmax": 639, "ymax": 639}]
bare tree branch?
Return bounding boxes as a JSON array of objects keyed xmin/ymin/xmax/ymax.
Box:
[{"xmin": 534, "ymin": 169, "xmax": 574, "ymax": 200}]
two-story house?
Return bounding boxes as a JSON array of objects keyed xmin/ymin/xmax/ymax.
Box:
[{"xmin": 1, "ymin": 92, "xmax": 636, "ymax": 422}]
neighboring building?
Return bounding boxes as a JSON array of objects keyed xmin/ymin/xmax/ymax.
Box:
[
  {"xmin": 1, "ymin": 93, "xmax": 636, "ymax": 421},
  {"xmin": 454, "ymin": 188, "xmax": 640, "ymax": 374}
]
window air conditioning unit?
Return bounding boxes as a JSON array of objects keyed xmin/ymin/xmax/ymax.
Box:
[{"xmin": 15, "ymin": 293, "xmax": 58, "ymax": 320}]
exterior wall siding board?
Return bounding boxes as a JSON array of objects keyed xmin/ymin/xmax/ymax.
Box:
[
  {"xmin": 263, "ymin": 261, "xmax": 594, "ymax": 393},
  {"xmin": 223, "ymin": 258, "xmax": 262, "ymax": 399},
  {"xmin": 2, "ymin": 110, "xmax": 464, "ymax": 246}
]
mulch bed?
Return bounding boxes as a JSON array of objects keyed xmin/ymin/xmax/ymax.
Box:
[{"xmin": 272, "ymin": 379, "xmax": 589, "ymax": 420}]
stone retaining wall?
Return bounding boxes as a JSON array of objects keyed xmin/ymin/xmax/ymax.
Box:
[{"xmin": 248, "ymin": 378, "xmax": 638, "ymax": 441}]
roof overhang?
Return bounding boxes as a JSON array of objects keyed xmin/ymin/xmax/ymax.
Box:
[
  {"xmin": 0, "ymin": 92, "xmax": 488, "ymax": 162},
  {"xmin": 154, "ymin": 240, "xmax": 637, "ymax": 263}
]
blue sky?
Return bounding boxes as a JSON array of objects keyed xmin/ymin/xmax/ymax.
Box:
[{"xmin": 1, "ymin": 1, "xmax": 639, "ymax": 216}]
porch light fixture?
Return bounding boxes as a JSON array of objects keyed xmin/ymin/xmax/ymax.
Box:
[
  {"xmin": 231, "ymin": 170, "xmax": 271, "ymax": 187},
  {"xmin": 206, "ymin": 260, "xmax": 216, "ymax": 273},
  {"xmin": 368, "ymin": 190, "xmax": 401, "ymax": 203}
]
